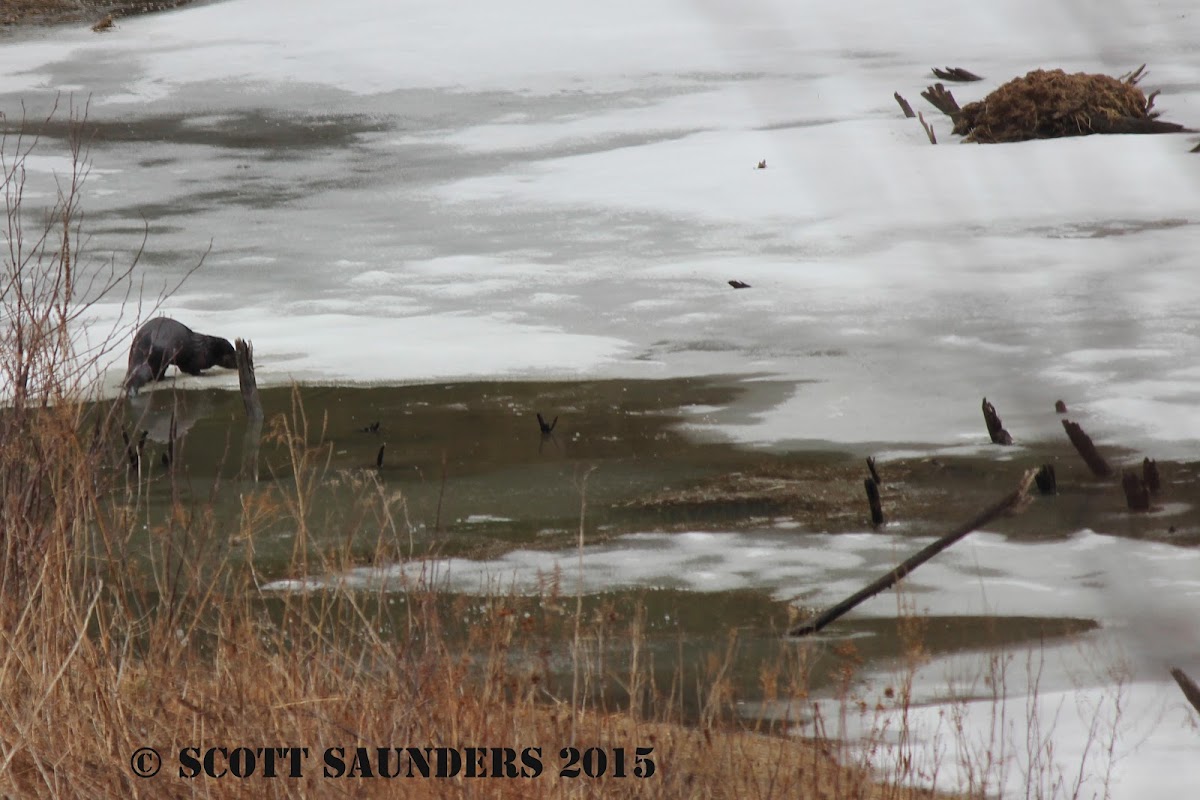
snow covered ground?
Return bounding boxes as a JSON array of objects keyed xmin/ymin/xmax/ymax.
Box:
[{"xmin": 3, "ymin": 0, "xmax": 1200, "ymax": 794}]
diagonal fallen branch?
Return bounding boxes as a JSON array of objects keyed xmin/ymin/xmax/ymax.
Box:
[
  {"xmin": 789, "ymin": 469, "xmax": 1037, "ymax": 637},
  {"xmin": 1170, "ymin": 667, "xmax": 1200, "ymax": 717}
]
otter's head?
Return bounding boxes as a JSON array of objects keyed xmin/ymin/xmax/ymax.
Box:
[
  {"xmin": 209, "ymin": 336, "xmax": 238, "ymax": 370},
  {"xmin": 124, "ymin": 363, "xmax": 154, "ymax": 396}
]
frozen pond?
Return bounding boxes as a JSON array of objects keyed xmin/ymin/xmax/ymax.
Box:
[
  {"xmin": 2, "ymin": 0, "xmax": 1200, "ymax": 455},
  {"xmin": 4, "ymin": 0, "xmax": 1200, "ymax": 796}
]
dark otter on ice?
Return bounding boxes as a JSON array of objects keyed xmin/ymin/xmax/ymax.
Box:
[{"xmin": 124, "ymin": 317, "xmax": 237, "ymax": 395}]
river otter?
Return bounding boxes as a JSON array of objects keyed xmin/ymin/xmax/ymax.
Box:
[{"xmin": 124, "ymin": 317, "xmax": 237, "ymax": 395}]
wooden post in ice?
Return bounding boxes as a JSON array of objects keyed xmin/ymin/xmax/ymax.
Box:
[
  {"xmin": 1034, "ymin": 464, "xmax": 1057, "ymax": 495},
  {"xmin": 982, "ymin": 397, "xmax": 1013, "ymax": 445},
  {"xmin": 236, "ymin": 338, "xmax": 263, "ymax": 481},
  {"xmin": 1143, "ymin": 458, "xmax": 1161, "ymax": 494},
  {"xmin": 789, "ymin": 470, "xmax": 1036, "ymax": 637},
  {"xmin": 1061, "ymin": 419, "xmax": 1111, "ymax": 477},
  {"xmin": 864, "ymin": 478, "xmax": 884, "ymax": 527},
  {"xmin": 1121, "ymin": 470, "xmax": 1151, "ymax": 511}
]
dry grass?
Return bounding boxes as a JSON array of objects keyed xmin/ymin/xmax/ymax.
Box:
[{"xmin": 953, "ymin": 68, "xmax": 1155, "ymax": 143}]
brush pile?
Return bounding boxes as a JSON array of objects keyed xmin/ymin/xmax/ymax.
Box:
[{"xmin": 950, "ymin": 67, "xmax": 1188, "ymax": 143}]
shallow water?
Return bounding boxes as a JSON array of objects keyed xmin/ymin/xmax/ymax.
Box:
[{"xmin": 114, "ymin": 380, "xmax": 1200, "ymax": 721}]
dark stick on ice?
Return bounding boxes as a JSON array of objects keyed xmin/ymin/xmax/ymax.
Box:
[
  {"xmin": 1170, "ymin": 667, "xmax": 1200, "ymax": 717},
  {"xmin": 866, "ymin": 456, "xmax": 882, "ymax": 486},
  {"xmin": 360, "ymin": 421, "xmax": 381, "ymax": 434},
  {"xmin": 894, "ymin": 92, "xmax": 916, "ymax": 118},
  {"xmin": 728, "ymin": 280, "xmax": 751, "ymax": 289},
  {"xmin": 1034, "ymin": 463, "xmax": 1057, "ymax": 495},
  {"xmin": 1143, "ymin": 458, "xmax": 1161, "ymax": 494},
  {"xmin": 1121, "ymin": 470, "xmax": 1151, "ymax": 512},
  {"xmin": 864, "ymin": 478, "xmax": 884, "ymax": 527},
  {"xmin": 1061, "ymin": 419, "xmax": 1112, "ymax": 477},
  {"xmin": 1088, "ymin": 116, "xmax": 1192, "ymax": 135},
  {"xmin": 931, "ymin": 66, "xmax": 983, "ymax": 82},
  {"xmin": 789, "ymin": 470, "xmax": 1036, "ymax": 637},
  {"xmin": 918, "ymin": 111, "xmax": 937, "ymax": 144},
  {"xmin": 376, "ymin": 444, "xmax": 385, "ymax": 470},
  {"xmin": 982, "ymin": 397, "xmax": 1013, "ymax": 445},
  {"xmin": 537, "ymin": 413, "xmax": 558, "ymax": 434}
]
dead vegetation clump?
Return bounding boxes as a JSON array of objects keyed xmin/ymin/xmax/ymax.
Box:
[
  {"xmin": 1, "ymin": 1, "xmax": 195, "ymax": 28},
  {"xmin": 952, "ymin": 68, "xmax": 1185, "ymax": 143}
]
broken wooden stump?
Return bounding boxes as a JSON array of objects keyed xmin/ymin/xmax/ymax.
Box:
[
  {"xmin": 866, "ymin": 456, "xmax": 881, "ymax": 486},
  {"xmin": 932, "ymin": 66, "xmax": 983, "ymax": 82},
  {"xmin": 1143, "ymin": 457, "xmax": 1161, "ymax": 494},
  {"xmin": 982, "ymin": 397, "xmax": 1013, "ymax": 445},
  {"xmin": 864, "ymin": 478, "xmax": 884, "ymax": 527},
  {"xmin": 1035, "ymin": 464, "xmax": 1057, "ymax": 495},
  {"xmin": 1061, "ymin": 419, "xmax": 1112, "ymax": 477},
  {"xmin": 1054, "ymin": 399, "xmax": 1068, "ymax": 414},
  {"xmin": 1171, "ymin": 667, "xmax": 1200, "ymax": 717},
  {"xmin": 789, "ymin": 469, "xmax": 1036, "ymax": 637},
  {"xmin": 921, "ymin": 82, "xmax": 961, "ymax": 116},
  {"xmin": 236, "ymin": 339, "xmax": 263, "ymax": 423},
  {"xmin": 1121, "ymin": 470, "xmax": 1151, "ymax": 511},
  {"xmin": 894, "ymin": 92, "xmax": 916, "ymax": 118},
  {"xmin": 236, "ymin": 338, "xmax": 263, "ymax": 481}
]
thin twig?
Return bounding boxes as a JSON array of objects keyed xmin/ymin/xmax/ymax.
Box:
[{"xmin": 918, "ymin": 111, "xmax": 937, "ymax": 144}]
